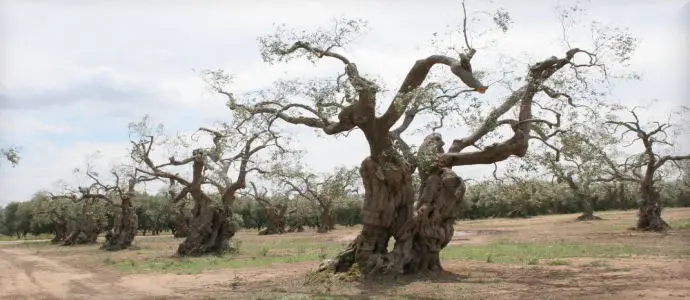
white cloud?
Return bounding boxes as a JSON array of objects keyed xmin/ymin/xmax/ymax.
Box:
[{"xmin": 0, "ymin": 0, "xmax": 687, "ymax": 204}]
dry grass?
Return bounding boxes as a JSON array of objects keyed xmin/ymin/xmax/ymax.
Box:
[{"xmin": 4, "ymin": 208, "xmax": 690, "ymax": 300}]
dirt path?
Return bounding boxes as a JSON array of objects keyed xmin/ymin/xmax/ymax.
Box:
[{"xmin": 0, "ymin": 247, "xmax": 176, "ymax": 300}]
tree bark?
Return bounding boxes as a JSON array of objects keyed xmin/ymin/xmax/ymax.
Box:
[
  {"xmin": 50, "ymin": 217, "xmax": 69, "ymax": 244},
  {"xmin": 317, "ymin": 207, "xmax": 334, "ymax": 233},
  {"xmin": 321, "ymin": 134, "xmax": 466, "ymax": 275},
  {"xmin": 63, "ymin": 200, "xmax": 101, "ymax": 246},
  {"xmin": 101, "ymin": 198, "xmax": 138, "ymax": 251},
  {"xmin": 176, "ymin": 193, "xmax": 237, "ymax": 256},
  {"xmin": 635, "ymin": 184, "xmax": 669, "ymax": 231},
  {"xmin": 575, "ymin": 196, "xmax": 601, "ymax": 221},
  {"xmin": 259, "ymin": 205, "xmax": 289, "ymax": 235}
]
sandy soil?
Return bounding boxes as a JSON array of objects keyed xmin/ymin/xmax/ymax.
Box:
[
  {"xmin": 1, "ymin": 208, "xmax": 689, "ymax": 300},
  {"xmin": 0, "ymin": 246, "xmax": 171, "ymax": 300}
]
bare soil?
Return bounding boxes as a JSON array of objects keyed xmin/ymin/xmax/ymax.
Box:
[{"xmin": 1, "ymin": 208, "xmax": 689, "ymax": 300}]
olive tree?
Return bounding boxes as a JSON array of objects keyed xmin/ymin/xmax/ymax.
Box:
[
  {"xmin": 131, "ymin": 115, "xmax": 289, "ymax": 256},
  {"xmin": 242, "ymin": 183, "xmax": 296, "ymax": 235},
  {"xmin": 275, "ymin": 165, "xmax": 360, "ymax": 233},
  {"xmin": 32, "ymin": 192, "xmax": 76, "ymax": 244},
  {"xmin": 203, "ymin": 3, "xmax": 634, "ymax": 275},
  {"xmin": 602, "ymin": 107, "xmax": 690, "ymax": 231},
  {"xmin": 51, "ymin": 185, "xmax": 110, "ymax": 246},
  {"xmin": 98, "ymin": 167, "xmax": 158, "ymax": 251}
]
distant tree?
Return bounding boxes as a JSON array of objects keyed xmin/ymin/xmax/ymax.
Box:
[
  {"xmin": 131, "ymin": 114, "xmax": 289, "ymax": 256},
  {"xmin": 31, "ymin": 192, "xmax": 76, "ymax": 244},
  {"xmin": 2, "ymin": 201, "xmax": 32, "ymax": 238},
  {"xmin": 275, "ymin": 165, "xmax": 360, "ymax": 233},
  {"xmin": 50, "ymin": 178, "xmax": 110, "ymax": 246},
  {"xmin": 96, "ymin": 166, "xmax": 158, "ymax": 251},
  {"xmin": 243, "ymin": 183, "xmax": 296, "ymax": 235},
  {"xmin": 603, "ymin": 107, "xmax": 690, "ymax": 231},
  {"xmin": 135, "ymin": 192, "xmax": 171, "ymax": 236},
  {"xmin": 520, "ymin": 124, "xmax": 621, "ymax": 221}
]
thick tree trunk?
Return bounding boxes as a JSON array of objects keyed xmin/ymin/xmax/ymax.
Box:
[
  {"xmin": 258, "ymin": 205, "xmax": 289, "ymax": 235},
  {"xmin": 321, "ymin": 139, "xmax": 466, "ymax": 275},
  {"xmin": 317, "ymin": 208, "xmax": 334, "ymax": 233},
  {"xmin": 101, "ymin": 199, "xmax": 138, "ymax": 251},
  {"xmin": 636, "ymin": 186, "xmax": 670, "ymax": 231},
  {"xmin": 63, "ymin": 201, "xmax": 101, "ymax": 246},
  {"xmin": 563, "ymin": 178, "xmax": 601, "ymax": 222},
  {"xmin": 51, "ymin": 220, "xmax": 68, "ymax": 244},
  {"xmin": 575, "ymin": 195, "xmax": 601, "ymax": 221},
  {"xmin": 177, "ymin": 194, "xmax": 237, "ymax": 256}
]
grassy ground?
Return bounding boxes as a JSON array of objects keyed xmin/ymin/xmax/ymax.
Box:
[
  {"xmin": 0, "ymin": 233, "xmax": 53, "ymax": 241},
  {"xmin": 3, "ymin": 208, "xmax": 690, "ymax": 299}
]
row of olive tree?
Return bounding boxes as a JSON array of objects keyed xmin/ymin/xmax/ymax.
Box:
[
  {"xmin": 4, "ymin": 170, "xmax": 689, "ymax": 241},
  {"xmin": 2, "ymin": 0, "xmax": 689, "ymax": 278}
]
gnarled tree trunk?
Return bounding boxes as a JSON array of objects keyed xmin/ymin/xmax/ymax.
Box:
[
  {"xmin": 50, "ymin": 216, "xmax": 69, "ymax": 244},
  {"xmin": 321, "ymin": 134, "xmax": 465, "ymax": 275},
  {"xmin": 259, "ymin": 204, "xmax": 289, "ymax": 235},
  {"xmin": 177, "ymin": 191, "xmax": 237, "ymax": 256},
  {"xmin": 317, "ymin": 207, "xmax": 334, "ymax": 233},
  {"xmin": 636, "ymin": 184, "xmax": 669, "ymax": 231},
  {"xmin": 560, "ymin": 175, "xmax": 601, "ymax": 221},
  {"xmin": 63, "ymin": 200, "xmax": 101, "ymax": 246},
  {"xmin": 101, "ymin": 198, "xmax": 138, "ymax": 251},
  {"xmin": 575, "ymin": 195, "xmax": 599, "ymax": 221}
]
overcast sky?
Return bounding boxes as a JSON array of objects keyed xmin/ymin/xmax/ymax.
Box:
[{"xmin": 0, "ymin": 0, "xmax": 688, "ymax": 205}]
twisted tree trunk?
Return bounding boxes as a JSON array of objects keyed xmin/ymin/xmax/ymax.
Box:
[
  {"xmin": 321, "ymin": 134, "xmax": 465, "ymax": 275},
  {"xmin": 317, "ymin": 207, "xmax": 334, "ymax": 233},
  {"xmin": 101, "ymin": 198, "xmax": 138, "ymax": 251},
  {"xmin": 636, "ymin": 184, "xmax": 669, "ymax": 231},
  {"xmin": 63, "ymin": 200, "xmax": 101, "ymax": 246},
  {"xmin": 177, "ymin": 192, "xmax": 237, "ymax": 256},
  {"xmin": 575, "ymin": 194, "xmax": 601, "ymax": 221},
  {"xmin": 259, "ymin": 205, "xmax": 289, "ymax": 235},
  {"xmin": 50, "ymin": 216, "xmax": 69, "ymax": 244}
]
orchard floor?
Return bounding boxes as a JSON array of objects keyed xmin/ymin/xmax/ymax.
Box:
[{"xmin": 1, "ymin": 208, "xmax": 690, "ymax": 300}]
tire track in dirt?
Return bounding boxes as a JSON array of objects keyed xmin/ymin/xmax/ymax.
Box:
[{"xmin": 0, "ymin": 247, "xmax": 174, "ymax": 300}]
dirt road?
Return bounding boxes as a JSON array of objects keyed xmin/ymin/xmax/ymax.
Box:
[{"xmin": 0, "ymin": 246, "xmax": 175, "ymax": 300}]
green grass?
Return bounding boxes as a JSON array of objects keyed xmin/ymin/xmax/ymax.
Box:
[
  {"xmin": 441, "ymin": 240, "xmax": 651, "ymax": 264},
  {"xmin": 0, "ymin": 234, "xmax": 53, "ymax": 241},
  {"xmin": 117, "ymin": 238, "xmax": 655, "ymax": 274},
  {"xmin": 4, "ymin": 240, "xmax": 52, "ymax": 248},
  {"xmin": 670, "ymin": 218, "xmax": 690, "ymax": 230},
  {"xmin": 110, "ymin": 238, "xmax": 343, "ymax": 274}
]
